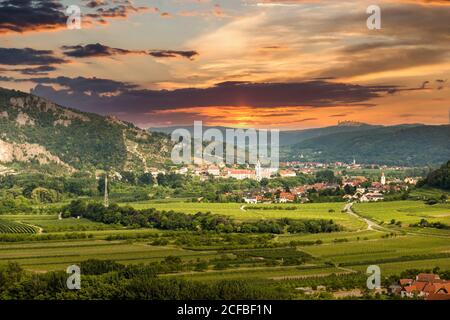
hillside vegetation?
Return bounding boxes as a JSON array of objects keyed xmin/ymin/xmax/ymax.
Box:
[
  {"xmin": 0, "ymin": 87, "xmax": 171, "ymax": 172},
  {"xmin": 418, "ymin": 160, "xmax": 450, "ymax": 190},
  {"xmin": 283, "ymin": 124, "xmax": 450, "ymax": 165}
]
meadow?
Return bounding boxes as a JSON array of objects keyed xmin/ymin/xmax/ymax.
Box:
[
  {"xmin": 353, "ymin": 201, "xmax": 450, "ymax": 226},
  {"xmin": 0, "ymin": 199, "xmax": 448, "ymax": 295},
  {"xmin": 123, "ymin": 201, "xmax": 367, "ymax": 230}
]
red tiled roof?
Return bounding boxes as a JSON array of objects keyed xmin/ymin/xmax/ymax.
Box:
[
  {"xmin": 414, "ymin": 281, "xmax": 428, "ymax": 291},
  {"xmin": 228, "ymin": 170, "xmax": 253, "ymax": 175},
  {"xmin": 404, "ymin": 285, "xmax": 417, "ymax": 293},
  {"xmin": 400, "ymin": 279, "xmax": 413, "ymax": 285},
  {"xmin": 417, "ymin": 273, "xmax": 440, "ymax": 282},
  {"xmin": 422, "ymin": 283, "xmax": 436, "ymax": 294}
]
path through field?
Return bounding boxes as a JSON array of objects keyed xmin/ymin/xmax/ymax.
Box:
[
  {"xmin": 343, "ymin": 203, "xmax": 386, "ymax": 232},
  {"xmin": 22, "ymin": 222, "xmax": 43, "ymax": 234}
]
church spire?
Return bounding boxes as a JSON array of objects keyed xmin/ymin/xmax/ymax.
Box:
[{"xmin": 104, "ymin": 173, "xmax": 109, "ymax": 208}]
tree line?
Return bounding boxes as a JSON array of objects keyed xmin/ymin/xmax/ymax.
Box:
[{"xmin": 62, "ymin": 200, "xmax": 343, "ymax": 235}]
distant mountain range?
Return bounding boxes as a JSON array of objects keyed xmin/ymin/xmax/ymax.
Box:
[
  {"xmin": 0, "ymin": 87, "xmax": 171, "ymax": 173},
  {"xmin": 149, "ymin": 122, "xmax": 450, "ymax": 166},
  {"xmin": 0, "ymin": 86, "xmax": 447, "ymax": 172}
]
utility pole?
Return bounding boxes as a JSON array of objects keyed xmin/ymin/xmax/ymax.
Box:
[{"xmin": 104, "ymin": 173, "xmax": 109, "ymax": 208}]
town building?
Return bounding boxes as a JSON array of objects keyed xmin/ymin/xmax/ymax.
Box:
[
  {"xmin": 207, "ymin": 165, "xmax": 221, "ymax": 176},
  {"xmin": 359, "ymin": 192, "xmax": 384, "ymax": 202},
  {"xmin": 399, "ymin": 273, "xmax": 450, "ymax": 300},
  {"xmin": 279, "ymin": 169, "xmax": 296, "ymax": 178},
  {"xmin": 381, "ymin": 171, "xmax": 386, "ymax": 185}
]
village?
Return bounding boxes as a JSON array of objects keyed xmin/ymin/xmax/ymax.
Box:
[
  {"xmin": 133, "ymin": 159, "xmax": 422, "ymax": 204},
  {"xmin": 393, "ymin": 272, "xmax": 450, "ymax": 300}
]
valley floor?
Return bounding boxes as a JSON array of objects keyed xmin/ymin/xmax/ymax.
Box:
[{"xmin": 0, "ymin": 200, "xmax": 449, "ymax": 299}]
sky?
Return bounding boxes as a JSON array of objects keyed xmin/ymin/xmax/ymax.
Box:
[{"xmin": 0, "ymin": 0, "xmax": 449, "ymax": 129}]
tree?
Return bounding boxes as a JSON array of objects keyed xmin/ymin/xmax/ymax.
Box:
[
  {"xmin": 138, "ymin": 173, "xmax": 154, "ymax": 186},
  {"xmin": 121, "ymin": 171, "xmax": 137, "ymax": 185},
  {"xmin": 315, "ymin": 170, "xmax": 338, "ymax": 184},
  {"xmin": 260, "ymin": 178, "xmax": 269, "ymax": 187},
  {"xmin": 30, "ymin": 187, "xmax": 59, "ymax": 203},
  {"xmin": 422, "ymin": 160, "xmax": 450, "ymax": 190},
  {"xmin": 97, "ymin": 174, "xmax": 110, "ymax": 194}
]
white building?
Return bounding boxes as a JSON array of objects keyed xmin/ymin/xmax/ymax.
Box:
[
  {"xmin": 279, "ymin": 170, "xmax": 296, "ymax": 178},
  {"xmin": 381, "ymin": 172, "xmax": 386, "ymax": 185},
  {"xmin": 243, "ymin": 197, "xmax": 258, "ymax": 204},
  {"xmin": 360, "ymin": 192, "xmax": 384, "ymax": 202},
  {"xmin": 176, "ymin": 167, "xmax": 188, "ymax": 175}
]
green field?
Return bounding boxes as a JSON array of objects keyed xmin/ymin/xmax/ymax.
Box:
[
  {"xmin": 353, "ymin": 201, "xmax": 450, "ymax": 226},
  {"xmin": 0, "ymin": 214, "xmax": 118, "ymax": 232},
  {"xmin": 0, "ymin": 199, "xmax": 449, "ymax": 296},
  {"xmin": 124, "ymin": 201, "xmax": 367, "ymax": 230},
  {"xmin": 0, "ymin": 219, "xmax": 38, "ymax": 234}
]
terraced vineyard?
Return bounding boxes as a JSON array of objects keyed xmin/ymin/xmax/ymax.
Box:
[{"xmin": 0, "ymin": 220, "xmax": 38, "ymax": 234}]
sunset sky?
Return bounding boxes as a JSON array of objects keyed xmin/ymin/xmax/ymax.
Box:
[{"xmin": 0, "ymin": 0, "xmax": 449, "ymax": 129}]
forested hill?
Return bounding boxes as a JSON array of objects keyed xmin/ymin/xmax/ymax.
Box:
[
  {"xmin": 282, "ymin": 124, "xmax": 450, "ymax": 166},
  {"xmin": 0, "ymin": 87, "xmax": 171, "ymax": 172},
  {"xmin": 419, "ymin": 160, "xmax": 450, "ymax": 190}
]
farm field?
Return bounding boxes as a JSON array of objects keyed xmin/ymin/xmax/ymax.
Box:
[
  {"xmin": 0, "ymin": 239, "xmax": 217, "ymax": 271},
  {"xmin": 0, "ymin": 199, "xmax": 448, "ymax": 295},
  {"xmin": 353, "ymin": 201, "xmax": 450, "ymax": 227},
  {"xmin": 124, "ymin": 201, "xmax": 367, "ymax": 230},
  {"xmin": 0, "ymin": 214, "xmax": 118, "ymax": 232},
  {"xmin": 0, "ymin": 219, "xmax": 37, "ymax": 234}
]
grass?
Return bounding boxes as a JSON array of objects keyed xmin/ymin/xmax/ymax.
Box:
[
  {"xmin": 301, "ymin": 235, "xmax": 450, "ymax": 265},
  {"xmin": 124, "ymin": 201, "xmax": 366, "ymax": 230},
  {"xmin": 0, "ymin": 199, "xmax": 448, "ymax": 285},
  {"xmin": 0, "ymin": 219, "xmax": 37, "ymax": 234},
  {"xmin": 0, "ymin": 240, "xmax": 216, "ymax": 271},
  {"xmin": 353, "ymin": 200, "xmax": 450, "ymax": 227},
  {"xmin": 409, "ymin": 187, "xmax": 449, "ymax": 199},
  {"xmin": 163, "ymin": 265, "xmax": 343, "ymax": 282},
  {"xmin": 0, "ymin": 215, "xmax": 118, "ymax": 232}
]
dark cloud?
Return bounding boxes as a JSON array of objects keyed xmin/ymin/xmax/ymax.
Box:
[
  {"xmin": 435, "ymin": 79, "xmax": 447, "ymax": 90},
  {"xmin": 60, "ymin": 43, "xmax": 198, "ymax": 60},
  {"xmin": 0, "ymin": 0, "xmax": 66, "ymax": 34},
  {"xmin": 329, "ymin": 113, "xmax": 349, "ymax": 118},
  {"xmin": 0, "ymin": 48, "xmax": 67, "ymax": 65},
  {"xmin": 297, "ymin": 118, "xmax": 318, "ymax": 122},
  {"xmin": 0, "ymin": 75, "xmax": 14, "ymax": 82},
  {"xmin": 29, "ymin": 77, "xmax": 398, "ymax": 117},
  {"xmin": 61, "ymin": 43, "xmax": 143, "ymax": 58},
  {"xmin": 84, "ymin": 0, "xmax": 107, "ymax": 8},
  {"xmin": 148, "ymin": 50, "xmax": 199, "ymax": 60},
  {"xmin": 0, "ymin": 0, "xmax": 153, "ymax": 34},
  {"xmin": 85, "ymin": 3, "xmax": 150, "ymax": 21},
  {"xmin": 14, "ymin": 65, "xmax": 57, "ymax": 75},
  {"xmin": 28, "ymin": 76, "xmax": 137, "ymax": 94}
]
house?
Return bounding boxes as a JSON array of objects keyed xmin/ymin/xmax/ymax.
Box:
[
  {"xmin": 360, "ymin": 192, "xmax": 384, "ymax": 202},
  {"xmin": 399, "ymin": 273, "xmax": 450, "ymax": 300},
  {"xmin": 278, "ymin": 192, "xmax": 296, "ymax": 203},
  {"xmin": 243, "ymin": 197, "xmax": 258, "ymax": 204},
  {"xmin": 279, "ymin": 169, "xmax": 296, "ymax": 178},
  {"xmin": 175, "ymin": 167, "xmax": 188, "ymax": 175},
  {"xmin": 404, "ymin": 177, "xmax": 418, "ymax": 185},
  {"xmin": 292, "ymin": 186, "xmax": 308, "ymax": 196},
  {"xmin": 225, "ymin": 169, "xmax": 255, "ymax": 180},
  {"xmin": 207, "ymin": 166, "xmax": 221, "ymax": 176},
  {"xmin": 356, "ymin": 187, "xmax": 366, "ymax": 194}
]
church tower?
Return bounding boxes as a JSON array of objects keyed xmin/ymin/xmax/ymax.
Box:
[
  {"xmin": 381, "ymin": 171, "xmax": 386, "ymax": 185},
  {"xmin": 255, "ymin": 159, "xmax": 262, "ymax": 182},
  {"xmin": 104, "ymin": 174, "xmax": 109, "ymax": 208}
]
